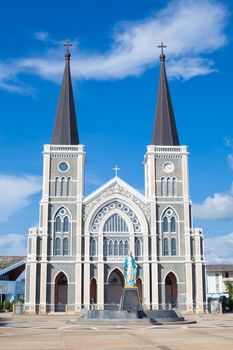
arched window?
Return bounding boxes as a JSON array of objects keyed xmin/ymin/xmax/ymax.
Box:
[
  {"xmin": 63, "ymin": 238, "xmax": 69, "ymax": 256},
  {"xmin": 91, "ymin": 239, "xmax": 97, "ymax": 256},
  {"xmin": 171, "ymin": 217, "xmax": 176, "ymax": 232},
  {"xmin": 109, "ymin": 240, "xmax": 113, "ymax": 256},
  {"xmin": 55, "ymin": 177, "xmax": 59, "ymax": 196},
  {"xmin": 124, "ymin": 240, "xmax": 128, "ymax": 256},
  {"xmin": 55, "ymin": 216, "xmax": 61, "ymax": 232},
  {"xmin": 163, "ymin": 238, "xmax": 169, "ymax": 256},
  {"xmin": 161, "ymin": 177, "xmax": 166, "ymax": 197},
  {"xmin": 103, "ymin": 238, "xmax": 108, "ymax": 256},
  {"xmin": 119, "ymin": 240, "xmax": 124, "ymax": 256},
  {"xmin": 114, "ymin": 240, "xmax": 118, "ymax": 256},
  {"xmin": 61, "ymin": 177, "xmax": 65, "ymax": 196},
  {"xmin": 167, "ymin": 177, "xmax": 171, "ymax": 196},
  {"xmin": 103, "ymin": 214, "xmax": 128, "ymax": 233},
  {"xmin": 172, "ymin": 177, "xmax": 176, "ymax": 196},
  {"xmin": 63, "ymin": 216, "xmax": 69, "ymax": 232},
  {"xmin": 67, "ymin": 177, "xmax": 71, "ymax": 196},
  {"xmin": 162, "ymin": 217, "xmax": 168, "ymax": 232},
  {"xmin": 171, "ymin": 238, "xmax": 176, "ymax": 256},
  {"xmin": 55, "ymin": 238, "xmax": 61, "ymax": 255},
  {"xmin": 136, "ymin": 239, "xmax": 142, "ymax": 257}
]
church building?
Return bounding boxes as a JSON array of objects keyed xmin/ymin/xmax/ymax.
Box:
[{"xmin": 25, "ymin": 44, "xmax": 206, "ymax": 315}]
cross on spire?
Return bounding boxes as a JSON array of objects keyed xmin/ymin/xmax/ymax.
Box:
[
  {"xmin": 113, "ymin": 165, "xmax": 120, "ymax": 177},
  {"xmin": 64, "ymin": 41, "xmax": 72, "ymax": 60},
  {"xmin": 158, "ymin": 42, "xmax": 167, "ymax": 55},
  {"xmin": 158, "ymin": 42, "xmax": 167, "ymax": 61}
]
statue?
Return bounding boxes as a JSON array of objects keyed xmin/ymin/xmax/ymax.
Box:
[{"xmin": 123, "ymin": 252, "xmax": 137, "ymax": 287}]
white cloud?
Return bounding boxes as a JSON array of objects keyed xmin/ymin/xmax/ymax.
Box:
[
  {"xmin": 34, "ymin": 31, "xmax": 49, "ymax": 42},
  {"xmin": 167, "ymin": 58, "xmax": 216, "ymax": 80},
  {"xmin": 0, "ymin": 234, "xmax": 26, "ymax": 255},
  {"xmin": 205, "ymin": 232, "xmax": 233, "ymax": 264},
  {"xmin": 193, "ymin": 185, "xmax": 233, "ymax": 220},
  {"xmin": 0, "ymin": 174, "xmax": 42, "ymax": 222},
  {"xmin": 0, "ymin": 0, "xmax": 228, "ymax": 93},
  {"xmin": 227, "ymin": 154, "xmax": 233, "ymax": 169}
]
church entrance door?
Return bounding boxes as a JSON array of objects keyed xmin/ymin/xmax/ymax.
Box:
[
  {"xmin": 90, "ymin": 278, "xmax": 97, "ymax": 304},
  {"xmin": 106, "ymin": 269, "xmax": 124, "ymax": 309},
  {"xmin": 55, "ymin": 272, "xmax": 68, "ymax": 312},
  {"xmin": 165, "ymin": 272, "xmax": 177, "ymax": 309},
  {"xmin": 136, "ymin": 278, "xmax": 142, "ymax": 302}
]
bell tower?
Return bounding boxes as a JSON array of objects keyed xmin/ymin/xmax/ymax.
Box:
[
  {"xmin": 144, "ymin": 43, "xmax": 205, "ymax": 312},
  {"xmin": 25, "ymin": 44, "xmax": 85, "ymax": 314}
]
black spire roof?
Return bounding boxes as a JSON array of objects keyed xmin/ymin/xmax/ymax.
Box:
[
  {"xmin": 52, "ymin": 46, "xmax": 79, "ymax": 145},
  {"xmin": 152, "ymin": 47, "xmax": 180, "ymax": 146}
]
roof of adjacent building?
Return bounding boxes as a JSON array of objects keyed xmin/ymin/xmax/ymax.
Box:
[
  {"xmin": 51, "ymin": 48, "xmax": 79, "ymax": 145},
  {"xmin": 0, "ymin": 256, "xmax": 26, "ymax": 272},
  {"xmin": 152, "ymin": 52, "xmax": 180, "ymax": 146},
  {"xmin": 207, "ymin": 264, "xmax": 233, "ymax": 272}
]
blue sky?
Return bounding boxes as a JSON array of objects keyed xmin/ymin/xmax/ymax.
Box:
[{"xmin": 0, "ymin": 0, "xmax": 233, "ymax": 262}]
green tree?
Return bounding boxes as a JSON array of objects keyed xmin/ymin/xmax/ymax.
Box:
[{"xmin": 224, "ymin": 281, "xmax": 233, "ymax": 300}]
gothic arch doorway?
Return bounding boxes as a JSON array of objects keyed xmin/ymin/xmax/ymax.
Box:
[
  {"xmin": 165, "ymin": 272, "xmax": 177, "ymax": 308},
  {"xmin": 90, "ymin": 278, "xmax": 97, "ymax": 304},
  {"xmin": 106, "ymin": 269, "xmax": 124, "ymax": 307},
  {"xmin": 136, "ymin": 277, "xmax": 142, "ymax": 302},
  {"xmin": 55, "ymin": 272, "xmax": 68, "ymax": 312}
]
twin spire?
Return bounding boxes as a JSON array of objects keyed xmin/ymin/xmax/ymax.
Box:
[
  {"xmin": 152, "ymin": 43, "xmax": 180, "ymax": 146},
  {"xmin": 51, "ymin": 42, "xmax": 180, "ymax": 146},
  {"xmin": 52, "ymin": 43, "xmax": 79, "ymax": 145}
]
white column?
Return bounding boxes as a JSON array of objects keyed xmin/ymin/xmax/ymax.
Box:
[
  {"xmin": 39, "ymin": 227, "xmax": 48, "ymax": 314},
  {"xmin": 26, "ymin": 228, "xmax": 38, "ymax": 314},
  {"xmin": 182, "ymin": 150, "xmax": 193, "ymax": 312},
  {"xmin": 145, "ymin": 146, "xmax": 158, "ymax": 309},
  {"xmin": 75, "ymin": 145, "xmax": 85, "ymax": 312},
  {"xmin": 83, "ymin": 263, "xmax": 90, "ymax": 309},
  {"xmin": 194, "ymin": 229, "xmax": 204, "ymax": 313},
  {"xmin": 97, "ymin": 263, "xmax": 104, "ymax": 310}
]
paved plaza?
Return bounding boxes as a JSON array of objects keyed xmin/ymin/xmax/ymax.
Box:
[{"xmin": 0, "ymin": 313, "xmax": 233, "ymax": 350}]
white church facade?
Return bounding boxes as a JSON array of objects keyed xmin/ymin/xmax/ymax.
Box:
[{"xmin": 25, "ymin": 45, "xmax": 206, "ymax": 315}]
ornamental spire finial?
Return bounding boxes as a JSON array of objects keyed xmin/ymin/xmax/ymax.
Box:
[
  {"xmin": 157, "ymin": 42, "xmax": 167, "ymax": 61},
  {"xmin": 64, "ymin": 41, "xmax": 72, "ymax": 60}
]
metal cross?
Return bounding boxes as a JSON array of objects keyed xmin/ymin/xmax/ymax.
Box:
[
  {"xmin": 158, "ymin": 42, "xmax": 167, "ymax": 55},
  {"xmin": 113, "ymin": 165, "xmax": 120, "ymax": 177},
  {"xmin": 64, "ymin": 41, "xmax": 72, "ymax": 53}
]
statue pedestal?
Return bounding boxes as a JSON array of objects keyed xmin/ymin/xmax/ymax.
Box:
[{"xmin": 120, "ymin": 287, "xmax": 142, "ymax": 311}]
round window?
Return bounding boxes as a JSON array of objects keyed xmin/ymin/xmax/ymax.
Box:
[{"xmin": 58, "ymin": 162, "xmax": 69, "ymax": 172}]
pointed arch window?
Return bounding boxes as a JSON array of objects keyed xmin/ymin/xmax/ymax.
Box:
[
  {"xmin": 167, "ymin": 177, "xmax": 171, "ymax": 196},
  {"xmin": 171, "ymin": 238, "xmax": 176, "ymax": 256},
  {"xmin": 171, "ymin": 217, "xmax": 176, "ymax": 232},
  {"xmin": 163, "ymin": 238, "xmax": 169, "ymax": 256},
  {"xmin": 114, "ymin": 240, "xmax": 118, "ymax": 256},
  {"xmin": 119, "ymin": 240, "xmax": 124, "ymax": 256},
  {"xmin": 61, "ymin": 177, "xmax": 65, "ymax": 196},
  {"xmin": 63, "ymin": 216, "xmax": 69, "ymax": 232},
  {"xmin": 91, "ymin": 239, "xmax": 97, "ymax": 256},
  {"xmin": 55, "ymin": 216, "xmax": 62, "ymax": 232},
  {"xmin": 103, "ymin": 238, "xmax": 108, "ymax": 256},
  {"xmin": 103, "ymin": 214, "xmax": 128, "ymax": 233},
  {"xmin": 67, "ymin": 177, "xmax": 71, "ymax": 196},
  {"xmin": 161, "ymin": 177, "xmax": 166, "ymax": 197},
  {"xmin": 136, "ymin": 239, "xmax": 142, "ymax": 257},
  {"xmin": 55, "ymin": 177, "xmax": 59, "ymax": 196},
  {"xmin": 55, "ymin": 238, "xmax": 61, "ymax": 255},
  {"xmin": 162, "ymin": 217, "xmax": 169, "ymax": 233},
  {"xmin": 63, "ymin": 238, "xmax": 69, "ymax": 256},
  {"xmin": 109, "ymin": 241, "xmax": 113, "ymax": 256},
  {"xmin": 172, "ymin": 177, "xmax": 176, "ymax": 196},
  {"xmin": 124, "ymin": 240, "xmax": 128, "ymax": 256}
]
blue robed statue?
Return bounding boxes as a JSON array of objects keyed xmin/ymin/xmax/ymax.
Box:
[{"xmin": 123, "ymin": 252, "xmax": 137, "ymax": 287}]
